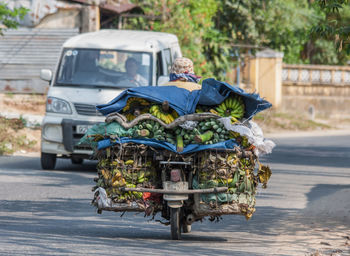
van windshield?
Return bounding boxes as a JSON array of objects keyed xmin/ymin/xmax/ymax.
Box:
[{"xmin": 55, "ymin": 49, "xmax": 152, "ymax": 88}]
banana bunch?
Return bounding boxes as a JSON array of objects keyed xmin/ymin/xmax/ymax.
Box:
[
  {"xmin": 101, "ymin": 168, "xmax": 111, "ymax": 181},
  {"xmin": 149, "ymin": 105, "xmax": 178, "ymax": 124},
  {"xmin": 229, "ymin": 131, "xmax": 250, "ymax": 148},
  {"xmin": 133, "ymin": 120, "xmax": 167, "ymax": 140},
  {"xmin": 195, "ymin": 105, "xmax": 211, "ymax": 113},
  {"xmin": 164, "ymin": 119, "xmax": 231, "ymax": 151},
  {"xmin": 124, "ymin": 113, "xmax": 135, "ymax": 122},
  {"xmin": 122, "ymin": 97, "xmax": 150, "ymax": 121},
  {"xmin": 121, "ymin": 170, "xmax": 148, "ymax": 184},
  {"xmin": 123, "ymin": 97, "xmax": 149, "ymax": 112},
  {"xmin": 196, "ymin": 150, "xmax": 259, "ymax": 198},
  {"xmin": 196, "ymin": 119, "xmax": 230, "ymax": 144},
  {"xmin": 97, "ymin": 158, "xmax": 110, "ymax": 169},
  {"xmin": 258, "ymin": 164, "xmax": 272, "ymax": 188},
  {"xmin": 199, "ymin": 169, "xmax": 255, "ymax": 195},
  {"xmin": 95, "ymin": 155, "xmax": 158, "ymax": 203},
  {"xmin": 111, "ymin": 169, "xmax": 126, "ymax": 187},
  {"xmin": 226, "ymin": 153, "xmax": 239, "ymax": 168},
  {"xmin": 215, "ymin": 95, "xmax": 245, "ymax": 121}
]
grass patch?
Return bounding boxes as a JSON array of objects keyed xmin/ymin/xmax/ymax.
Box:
[
  {"xmin": 5, "ymin": 92, "xmax": 14, "ymax": 98},
  {"xmin": 0, "ymin": 116, "xmax": 37, "ymax": 155},
  {"xmin": 253, "ymin": 110, "xmax": 332, "ymax": 132}
]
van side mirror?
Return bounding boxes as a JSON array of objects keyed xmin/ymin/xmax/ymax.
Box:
[
  {"xmin": 157, "ymin": 75, "xmax": 169, "ymax": 86},
  {"xmin": 40, "ymin": 69, "xmax": 52, "ymax": 82}
]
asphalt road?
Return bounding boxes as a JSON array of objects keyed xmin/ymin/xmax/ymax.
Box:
[{"xmin": 0, "ymin": 135, "xmax": 349, "ymax": 256}]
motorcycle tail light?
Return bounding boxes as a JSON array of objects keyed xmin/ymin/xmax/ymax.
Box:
[{"xmin": 170, "ymin": 169, "xmax": 181, "ymax": 182}]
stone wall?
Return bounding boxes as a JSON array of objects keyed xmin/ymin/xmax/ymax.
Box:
[
  {"xmin": 282, "ymin": 64, "xmax": 350, "ymax": 119},
  {"xmin": 36, "ymin": 9, "xmax": 81, "ymax": 29},
  {"xmin": 247, "ymin": 49, "xmax": 284, "ymax": 108}
]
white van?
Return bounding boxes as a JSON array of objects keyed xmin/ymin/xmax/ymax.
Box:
[{"xmin": 40, "ymin": 29, "xmax": 182, "ymax": 169}]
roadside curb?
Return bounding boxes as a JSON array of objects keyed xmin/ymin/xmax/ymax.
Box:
[
  {"xmin": 2, "ymin": 112, "xmax": 43, "ymax": 128},
  {"xmin": 265, "ymin": 128, "xmax": 350, "ymax": 139},
  {"xmin": 11, "ymin": 152, "xmax": 40, "ymax": 157}
]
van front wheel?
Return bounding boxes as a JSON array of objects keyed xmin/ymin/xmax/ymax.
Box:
[
  {"xmin": 71, "ymin": 157, "xmax": 83, "ymax": 165},
  {"xmin": 41, "ymin": 153, "xmax": 57, "ymax": 170}
]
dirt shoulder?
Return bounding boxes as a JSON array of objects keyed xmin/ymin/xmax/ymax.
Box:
[
  {"xmin": 0, "ymin": 93, "xmax": 46, "ymax": 116},
  {"xmin": 253, "ymin": 108, "xmax": 350, "ymax": 137},
  {"xmin": 0, "ymin": 93, "xmax": 44, "ymax": 155},
  {"xmin": 0, "ymin": 116, "xmax": 40, "ymax": 155}
]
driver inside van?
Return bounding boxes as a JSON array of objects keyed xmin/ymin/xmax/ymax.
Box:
[{"xmin": 117, "ymin": 57, "xmax": 148, "ymax": 87}]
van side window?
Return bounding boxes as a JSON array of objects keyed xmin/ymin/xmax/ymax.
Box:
[
  {"xmin": 156, "ymin": 51, "xmax": 164, "ymax": 79},
  {"xmin": 171, "ymin": 46, "xmax": 181, "ymax": 61},
  {"xmin": 163, "ymin": 48, "xmax": 172, "ymax": 75}
]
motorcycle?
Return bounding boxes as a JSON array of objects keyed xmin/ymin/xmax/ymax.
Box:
[{"xmin": 93, "ymin": 144, "xmax": 255, "ymax": 240}]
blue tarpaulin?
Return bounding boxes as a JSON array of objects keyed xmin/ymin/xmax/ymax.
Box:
[
  {"xmin": 94, "ymin": 78, "xmax": 271, "ymax": 153},
  {"xmin": 96, "ymin": 78, "xmax": 272, "ymax": 119},
  {"xmin": 96, "ymin": 86, "xmax": 200, "ymax": 116},
  {"xmin": 97, "ymin": 137, "xmax": 239, "ymax": 154}
]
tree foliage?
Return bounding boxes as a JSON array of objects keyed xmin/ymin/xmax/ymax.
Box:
[
  {"xmin": 0, "ymin": 3, "xmax": 28, "ymax": 35},
  {"xmin": 214, "ymin": 0, "xmax": 334, "ymax": 64},
  {"xmin": 127, "ymin": 0, "xmax": 350, "ymax": 79},
  {"xmin": 311, "ymin": 0, "xmax": 350, "ymax": 54},
  {"xmin": 129, "ymin": 0, "xmax": 228, "ymax": 79}
]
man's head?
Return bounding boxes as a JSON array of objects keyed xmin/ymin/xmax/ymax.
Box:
[
  {"xmin": 125, "ymin": 57, "xmax": 138, "ymax": 77},
  {"xmin": 169, "ymin": 57, "xmax": 200, "ymax": 83},
  {"xmin": 170, "ymin": 57, "xmax": 195, "ymax": 74}
]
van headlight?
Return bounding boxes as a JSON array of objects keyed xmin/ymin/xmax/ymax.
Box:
[{"xmin": 46, "ymin": 97, "xmax": 72, "ymax": 114}]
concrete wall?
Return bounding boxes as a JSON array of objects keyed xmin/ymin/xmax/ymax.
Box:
[
  {"xmin": 36, "ymin": 9, "xmax": 81, "ymax": 29},
  {"xmin": 248, "ymin": 49, "xmax": 284, "ymax": 108},
  {"xmin": 6, "ymin": 0, "xmax": 101, "ymax": 32},
  {"xmin": 281, "ymin": 64, "xmax": 350, "ymax": 119},
  {"xmin": 246, "ymin": 58, "xmax": 350, "ymax": 118},
  {"xmin": 282, "ymin": 83, "xmax": 350, "ymax": 119}
]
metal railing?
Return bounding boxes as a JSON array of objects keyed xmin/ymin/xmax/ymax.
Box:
[{"xmin": 282, "ymin": 64, "xmax": 350, "ymax": 86}]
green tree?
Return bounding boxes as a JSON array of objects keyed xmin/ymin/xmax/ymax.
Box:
[
  {"xmin": 215, "ymin": 0, "xmax": 318, "ymax": 64},
  {"xmin": 127, "ymin": 0, "xmax": 350, "ymax": 78},
  {"xmin": 0, "ymin": 3, "xmax": 28, "ymax": 35},
  {"xmin": 129, "ymin": 0, "xmax": 229, "ymax": 79},
  {"xmin": 311, "ymin": 0, "xmax": 350, "ymax": 56}
]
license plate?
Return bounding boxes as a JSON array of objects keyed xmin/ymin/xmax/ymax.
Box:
[
  {"xmin": 164, "ymin": 181, "xmax": 188, "ymax": 191},
  {"xmin": 163, "ymin": 181, "xmax": 188, "ymax": 201},
  {"xmin": 76, "ymin": 125, "xmax": 93, "ymax": 134}
]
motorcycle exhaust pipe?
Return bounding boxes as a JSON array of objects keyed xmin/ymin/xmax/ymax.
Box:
[{"xmin": 186, "ymin": 214, "xmax": 195, "ymax": 225}]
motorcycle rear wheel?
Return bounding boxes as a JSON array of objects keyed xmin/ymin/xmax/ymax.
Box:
[{"xmin": 170, "ymin": 208, "xmax": 181, "ymax": 240}]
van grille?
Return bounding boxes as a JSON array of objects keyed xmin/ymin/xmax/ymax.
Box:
[
  {"xmin": 74, "ymin": 103, "xmax": 102, "ymax": 116},
  {"xmin": 74, "ymin": 144, "xmax": 93, "ymax": 151}
]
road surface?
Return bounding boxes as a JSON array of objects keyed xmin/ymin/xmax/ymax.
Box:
[{"xmin": 0, "ymin": 135, "xmax": 349, "ymax": 255}]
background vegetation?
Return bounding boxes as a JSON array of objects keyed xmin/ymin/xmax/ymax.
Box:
[
  {"xmin": 0, "ymin": 3, "xmax": 27, "ymax": 35},
  {"xmin": 127, "ymin": 0, "xmax": 349, "ymax": 80},
  {"xmin": 1, "ymin": 1, "xmax": 349, "ymax": 80}
]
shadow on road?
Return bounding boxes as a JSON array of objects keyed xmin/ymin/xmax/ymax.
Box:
[
  {"xmin": 302, "ymin": 184, "xmax": 350, "ymax": 224},
  {"xmin": 5, "ymin": 196, "xmax": 345, "ymax": 255},
  {"xmin": 306, "ymin": 184, "xmax": 350, "ymax": 201},
  {"xmin": 0, "ymin": 197, "xmax": 295, "ymax": 255},
  {"xmin": 0, "ymin": 195, "xmax": 294, "ymax": 240},
  {"xmin": 0, "ymin": 155, "xmax": 98, "ymax": 173},
  {"xmin": 262, "ymin": 144, "xmax": 350, "ymax": 168},
  {"xmin": 0, "ymin": 156, "xmax": 97, "ymax": 188}
]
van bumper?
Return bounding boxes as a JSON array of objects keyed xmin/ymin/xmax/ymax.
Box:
[{"xmin": 41, "ymin": 116, "xmax": 102, "ymax": 157}]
